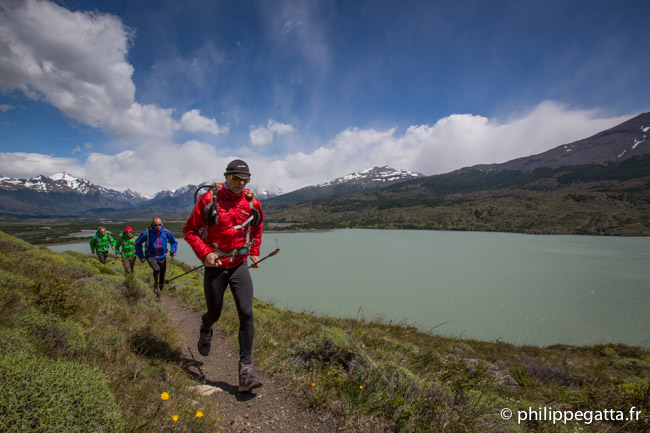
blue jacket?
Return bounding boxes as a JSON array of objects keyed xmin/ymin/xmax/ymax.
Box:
[{"xmin": 135, "ymin": 224, "xmax": 178, "ymax": 260}]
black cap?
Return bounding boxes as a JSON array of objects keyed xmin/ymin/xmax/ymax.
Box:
[{"xmin": 224, "ymin": 159, "xmax": 251, "ymax": 176}]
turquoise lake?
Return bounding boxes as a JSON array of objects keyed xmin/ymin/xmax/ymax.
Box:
[{"xmin": 50, "ymin": 229, "xmax": 650, "ymax": 348}]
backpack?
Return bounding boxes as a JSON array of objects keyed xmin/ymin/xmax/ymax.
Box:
[{"xmin": 194, "ymin": 182, "xmax": 261, "ymax": 229}]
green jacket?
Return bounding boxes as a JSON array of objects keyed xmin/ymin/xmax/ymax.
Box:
[
  {"xmin": 90, "ymin": 232, "xmax": 114, "ymax": 253},
  {"xmin": 115, "ymin": 232, "xmax": 137, "ymax": 258}
]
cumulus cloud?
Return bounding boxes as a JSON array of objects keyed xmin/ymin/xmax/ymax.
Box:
[
  {"xmin": 179, "ymin": 109, "xmax": 229, "ymax": 135},
  {"xmin": 245, "ymin": 102, "xmax": 631, "ymax": 193},
  {"xmin": 249, "ymin": 119, "xmax": 296, "ymax": 146},
  {"xmin": 0, "ymin": 0, "xmax": 138, "ymax": 131},
  {"xmin": 0, "ymin": 104, "xmax": 14, "ymax": 112},
  {"xmin": 0, "ymin": 152, "xmax": 84, "ymax": 179},
  {"xmin": 0, "ymin": 0, "xmax": 225, "ymax": 143}
]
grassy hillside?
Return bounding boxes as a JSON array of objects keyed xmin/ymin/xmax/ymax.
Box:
[
  {"xmin": 266, "ymin": 157, "xmax": 650, "ymax": 235},
  {"xmin": 1, "ymin": 230, "xmax": 648, "ymax": 432},
  {"xmin": 0, "ymin": 231, "xmax": 218, "ymax": 432}
]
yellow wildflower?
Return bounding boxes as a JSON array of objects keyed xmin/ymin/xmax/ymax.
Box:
[
  {"xmin": 160, "ymin": 392, "xmax": 169, "ymax": 401},
  {"xmin": 196, "ymin": 410, "xmax": 204, "ymax": 418},
  {"xmin": 172, "ymin": 415, "xmax": 179, "ymax": 422}
]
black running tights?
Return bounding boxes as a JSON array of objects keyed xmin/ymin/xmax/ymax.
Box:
[{"xmin": 202, "ymin": 262, "xmax": 254, "ymax": 365}]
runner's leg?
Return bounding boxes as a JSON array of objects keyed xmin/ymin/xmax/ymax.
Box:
[
  {"xmin": 158, "ymin": 257, "xmax": 167, "ymax": 290},
  {"xmin": 147, "ymin": 257, "xmax": 160, "ymax": 282},
  {"xmin": 202, "ymin": 267, "xmax": 229, "ymax": 329},
  {"xmin": 229, "ymin": 263, "xmax": 255, "ymax": 365},
  {"xmin": 97, "ymin": 251, "xmax": 107, "ymax": 264}
]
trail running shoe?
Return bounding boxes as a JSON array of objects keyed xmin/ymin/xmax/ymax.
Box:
[
  {"xmin": 238, "ymin": 365, "xmax": 263, "ymax": 392},
  {"xmin": 197, "ymin": 326, "xmax": 213, "ymax": 357}
]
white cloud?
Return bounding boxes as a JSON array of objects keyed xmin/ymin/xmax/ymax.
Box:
[
  {"xmin": 249, "ymin": 119, "xmax": 296, "ymax": 146},
  {"xmin": 0, "ymin": 152, "xmax": 84, "ymax": 179},
  {"xmin": 0, "ymin": 104, "xmax": 14, "ymax": 113},
  {"xmin": 72, "ymin": 145, "xmax": 82, "ymax": 154},
  {"xmin": 179, "ymin": 109, "xmax": 229, "ymax": 136},
  {"xmin": 0, "ymin": 0, "xmax": 225, "ymax": 144},
  {"xmin": 246, "ymin": 102, "xmax": 632, "ymax": 193}
]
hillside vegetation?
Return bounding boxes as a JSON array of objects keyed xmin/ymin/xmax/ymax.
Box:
[
  {"xmin": 266, "ymin": 156, "xmax": 650, "ymax": 235},
  {"xmin": 1, "ymin": 230, "xmax": 648, "ymax": 432},
  {"xmin": 0, "ymin": 231, "xmax": 218, "ymax": 432}
]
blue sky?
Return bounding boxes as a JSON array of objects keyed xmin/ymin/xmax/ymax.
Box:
[{"xmin": 0, "ymin": 0, "xmax": 648, "ymax": 194}]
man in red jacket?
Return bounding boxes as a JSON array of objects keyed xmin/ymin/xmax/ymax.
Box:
[{"xmin": 183, "ymin": 159, "xmax": 264, "ymax": 392}]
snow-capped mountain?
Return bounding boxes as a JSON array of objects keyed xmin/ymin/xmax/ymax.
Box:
[
  {"xmin": 0, "ymin": 172, "xmax": 122, "ymax": 196},
  {"xmin": 1, "ymin": 174, "xmax": 67, "ymax": 193},
  {"xmin": 251, "ymin": 186, "xmax": 284, "ymax": 200},
  {"xmin": 0, "ymin": 173, "xmax": 147, "ymax": 217},
  {"xmin": 48, "ymin": 172, "xmax": 100, "ymax": 194},
  {"xmin": 319, "ymin": 166, "xmax": 423, "ymax": 187},
  {"xmin": 265, "ymin": 166, "xmax": 425, "ymax": 208}
]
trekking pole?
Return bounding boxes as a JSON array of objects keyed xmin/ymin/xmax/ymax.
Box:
[
  {"xmin": 249, "ymin": 239, "xmax": 280, "ymax": 269},
  {"xmin": 164, "ymin": 263, "xmax": 205, "ymax": 284},
  {"xmin": 164, "ymin": 242, "xmax": 254, "ymax": 284}
]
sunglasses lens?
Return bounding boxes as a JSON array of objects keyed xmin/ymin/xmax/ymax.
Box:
[{"xmin": 232, "ymin": 175, "xmax": 249, "ymax": 184}]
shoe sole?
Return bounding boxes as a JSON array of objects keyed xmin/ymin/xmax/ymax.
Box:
[{"xmin": 238, "ymin": 382, "xmax": 263, "ymax": 393}]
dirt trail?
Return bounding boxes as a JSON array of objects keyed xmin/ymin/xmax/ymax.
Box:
[{"xmin": 160, "ymin": 295, "xmax": 340, "ymax": 433}]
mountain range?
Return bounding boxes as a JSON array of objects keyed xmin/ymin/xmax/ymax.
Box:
[
  {"xmin": 0, "ymin": 165, "xmax": 423, "ymax": 218},
  {"xmin": 1, "ymin": 111, "xmax": 649, "ymax": 228},
  {"xmin": 0, "ymin": 172, "xmax": 283, "ymax": 218},
  {"xmin": 264, "ymin": 111, "xmax": 650, "ymax": 235}
]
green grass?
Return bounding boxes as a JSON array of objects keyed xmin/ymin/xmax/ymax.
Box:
[
  {"xmin": 2, "ymin": 229, "xmax": 649, "ymax": 432},
  {"xmin": 0, "ymin": 230, "xmax": 220, "ymax": 432}
]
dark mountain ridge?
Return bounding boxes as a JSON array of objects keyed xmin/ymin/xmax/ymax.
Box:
[{"xmin": 461, "ymin": 111, "xmax": 650, "ymax": 174}]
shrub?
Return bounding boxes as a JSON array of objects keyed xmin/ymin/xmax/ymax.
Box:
[
  {"xmin": 0, "ymin": 351, "xmax": 126, "ymax": 433},
  {"xmin": 15, "ymin": 308, "xmax": 88, "ymax": 358}
]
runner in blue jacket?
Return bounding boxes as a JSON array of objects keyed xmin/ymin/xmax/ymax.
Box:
[{"xmin": 135, "ymin": 217, "xmax": 178, "ymax": 300}]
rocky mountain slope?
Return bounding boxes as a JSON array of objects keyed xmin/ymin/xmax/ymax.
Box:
[{"xmin": 461, "ymin": 111, "xmax": 650, "ymax": 174}]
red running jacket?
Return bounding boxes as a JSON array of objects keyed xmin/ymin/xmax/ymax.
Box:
[{"xmin": 183, "ymin": 186, "xmax": 263, "ymax": 268}]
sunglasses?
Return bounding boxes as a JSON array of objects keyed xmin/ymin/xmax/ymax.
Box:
[
  {"xmin": 153, "ymin": 224, "xmax": 162, "ymax": 227},
  {"xmin": 230, "ymin": 174, "xmax": 250, "ymax": 184}
]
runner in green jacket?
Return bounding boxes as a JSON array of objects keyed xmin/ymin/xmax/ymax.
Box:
[
  {"xmin": 90, "ymin": 226, "xmax": 115, "ymax": 264},
  {"xmin": 115, "ymin": 226, "xmax": 137, "ymax": 274}
]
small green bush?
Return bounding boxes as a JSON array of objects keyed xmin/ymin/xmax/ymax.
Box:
[
  {"xmin": 15, "ymin": 308, "xmax": 88, "ymax": 357},
  {"xmin": 0, "ymin": 351, "xmax": 126, "ymax": 433}
]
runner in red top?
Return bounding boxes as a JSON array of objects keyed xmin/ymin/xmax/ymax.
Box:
[{"xmin": 183, "ymin": 159, "xmax": 264, "ymax": 392}]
